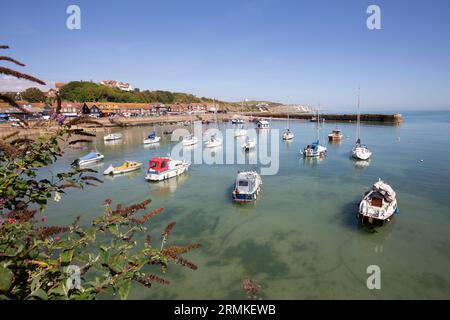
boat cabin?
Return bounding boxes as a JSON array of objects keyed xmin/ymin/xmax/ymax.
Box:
[{"xmin": 148, "ymin": 157, "xmax": 170, "ymax": 173}]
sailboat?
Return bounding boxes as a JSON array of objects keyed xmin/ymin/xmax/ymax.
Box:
[
  {"xmin": 205, "ymin": 99, "xmax": 223, "ymax": 148},
  {"xmin": 302, "ymin": 109, "xmax": 327, "ymax": 158},
  {"xmin": 183, "ymin": 111, "xmax": 198, "ymax": 146},
  {"xmin": 235, "ymin": 101, "xmax": 247, "ymax": 137},
  {"xmin": 282, "ymin": 106, "xmax": 294, "ymax": 140},
  {"xmin": 352, "ymin": 89, "xmax": 372, "ymax": 160}
]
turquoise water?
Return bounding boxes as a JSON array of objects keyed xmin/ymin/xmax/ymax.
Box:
[{"xmin": 43, "ymin": 111, "xmax": 450, "ymax": 299}]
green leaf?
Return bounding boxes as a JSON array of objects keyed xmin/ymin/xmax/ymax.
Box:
[
  {"xmin": 31, "ymin": 288, "xmax": 49, "ymax": 300},
  {"xmin": 0, "ymin": 267, "xmax": 14, "ymax": 292},
  {"xmin": 118, "ymin": 279, "xmax": 131, "ymax": 300},
  {"xmin": 60, "ymin": 249, "xmax": 74, "ymax": 266}
]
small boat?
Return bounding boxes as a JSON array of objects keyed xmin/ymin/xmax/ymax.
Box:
[
  {"xmin": 256, "ymin": 119, "xmax": 270, "ymax": 129},
  {"xmin": 163, "ymin": 129, "xmax": 173, "ymax": 135},
  {"xmin": 359, "ymin": 179, "xmax": 398, "ymax": 226},
  {"xmin": 183, "ymin": 133, "xmax": 198, "ymax": 146},
  {"xmin": 73, "ymin": 152, "xmax": 104, "ymax": 166},
  {"xmin": 104, "ymin": 133, "xmax": 123, "ymax": 141},
  {"xmin": 282, "ymin": 129, "xmax": 294, "ymax": 140},
  {"xmin": 242, "ymin": 137, "xmax": 256, "ymax": 151},
  {"xmin": 328, "ymin": 128, "xmax": 343, "ymax": 142},
  {"xmin": 235, "ymin": 125, "xmax": 247, "ymax": 137},
  {"xmin": 352, "ymin": 89, "xmax": 372, "ymax": 160},
  {"xmin": 232, "ymin": 171, "xmax": 262, "ymax": 202},
  {"xmin": 205, "ymin": 133, "xmax": 223, "ymax": 148},
  {"xmin": 303, "ymin": 140, "xmax": 327, "ymax": 158},
  {"xmin": 103, "ymin": 161, "xmax": 142, "ymax": 175},
  {"xmin": 143, "ymin": 131, "xmax": 161, "ymax": 144},
  {"xmin": 231, "ymin": 118, "xmax": 244, "ymax": 124},
  {"xmin": 145, "ymin": 157, "xmax": 189, "ymax": 181}
]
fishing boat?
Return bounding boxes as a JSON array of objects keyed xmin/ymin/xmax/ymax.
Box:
[
  {"xmin": 73, "ymin": 152, "xmax": 104, "ymax": 166},
  {"xmin": 143, "ymin": 131, "xmax": 161, "ymax": 144},
  {"xmin": 103, "ymin": 161, "xmax": 142, "ymax": 175},
  {"xmin": 232, "ymin": 171, "xmax": 262, "ymax": 202},
  {"xmin": 145, "ymin": 157, "xmax": 189, "ymax": 181},
  {"xmin": 104, "ymin": 133, "xmax": 123, "ymax": 141},
  {"xmin": 205, "ymin": 133, "xmax": 223, "ymax": 148},
  {"xmin": 256, "ymin": 119, "xmax": 270, "ymax": 129},
  {"xmin": 183, "ymin": 133, "xmax": 198, "ymax": 146},
  {"xmin": 235, "ymin": 124, "xmax": 247, "ymax": 137},
  {"xmin": 359, "ymin": 179, "xmax": 398, "ymax": 226},
  {"xmin": 328, "ymin": 128, "xmax": 343, "ymax": 142},
  {"xmin": 303, "ymin": 110, "xmax": 327, "ymax": 157},
  {"xmin": 242, "ymin": 137, "xmax": 257, "ymax": 151},
  {"xmin": 352, "ymin": 89, "xmax": 372, "ymax": 160}
]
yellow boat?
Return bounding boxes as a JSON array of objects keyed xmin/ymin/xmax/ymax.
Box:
[{"xmin": 103, "ymin": 161, "xmax": 142, "ymax": 175}]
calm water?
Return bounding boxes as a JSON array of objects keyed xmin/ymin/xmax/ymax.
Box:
[{"xmin": 43, "ymin": 111, "xmax": 450, "ymax": 299}]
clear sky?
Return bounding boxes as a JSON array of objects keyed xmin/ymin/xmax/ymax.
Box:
[{"xmin": 1, "ymin": 0, "xmax": 449, "ymax": 111}]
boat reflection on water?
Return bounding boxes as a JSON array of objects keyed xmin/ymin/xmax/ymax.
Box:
[
  {"xmin": 147, "ymin": 173, "xmax": 188, "ymax": 198},
  {"xmin": 359, "ymin": 218, "xmax": 395, "ymax": 254},
  {"xmin": 103, "ymin": 169, "xmax": 142, "ymax": 181},
  {"xmin": 301, "ymin": 155, "xmax": 325, "ymax": 167},
  {"xmin": 353, "ymin": 159, "xmax": 371, "ymax": 169},
  {"xmin": 143, "ymin": 142, "xmax": 161, "ymax": 149},
  {"xmin": 104, "ymin": 139, "xmax": 123, "ymax": 147}
]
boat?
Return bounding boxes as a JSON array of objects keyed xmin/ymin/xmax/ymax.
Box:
[
  {"xmin": 231, "ymin": 118, "xmax": 244, "ymax": 124},
  {"xmin": 103, "ymin": 161, "xmax": 142, "ymax": 175},
  {"xmin": 256, "ymin": 119, "xmax": 270, "ymax": 129},
  {"xmin": 73, "ymin": 152, "xmax": 104, "ymax": 166},
  {"xmin": 104, "ymin": 133, "xmax": 123, "ymax": 141},
  {"xmin": 205, "ymin": 133, "xmax": 223, "ymax": 148},
  {"xmin": 303, "ymin": 110, "xmax": 327, "ymax": 157},
  {"xmin": 232, "ymin": 171, "xmax": 262, "ymax": 202},
  {"xmin": 163, "ymin": 129, "xmax": 173, "ymax": 135},
  {"xmin": 145, "ymin": 157, "xmax": 189, "ymax": 181},
  {"xmin": 328, "ymin": 128, "xmax": 343, "ymax": 142},
  {"xmin": 143, "ymin": 131, "xmax": 161, "ymax": 144},
  {"xmin": 358, "ymin": 179, "xmax": 398, "ymax": 226},
  {"xmin": 352, "ymin": 89, "xmax": 372, "ymax": 160},
  {"xmin": 235, "ymin": 124, "xmax": 247, "ymax": 137},
  {"xmin": 242, "ymin": 137, "xmax": 257, "ymax": 151},
  {"xmin": 282, "ymin": 107, "xmax": 294, "ymax": 140},
  {"xmin": 183, "ymin": 133, "xmax": 198, "ymax": 146}
]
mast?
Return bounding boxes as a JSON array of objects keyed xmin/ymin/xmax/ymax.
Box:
[
  {"xmin": 316, "ymin": 107, "xmax": 320, "ymax": 142},
  {"xmin": 356, "ymin": 87, "xmax": 361, "ymax": 143}
]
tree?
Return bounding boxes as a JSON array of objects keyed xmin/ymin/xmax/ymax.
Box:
[{"xmin": 22, "ymin": 87, "xmax": 46, "ymax": 103}]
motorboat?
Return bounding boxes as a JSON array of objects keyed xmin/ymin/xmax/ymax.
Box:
[
  {"xmin": 282, "ymin": 129, "xmax": 294, "ymax": 140},
  {"xmin": 235, "ymin": 125, "xmax": 247, "ymax": 137},
  {"xmin": 182, "ymin": 133, "xmax": 198, "ymax": 146},
  {"xmin": 303, "ymin": 140, "xmax": 327, "ymax": 158},
  {"xmin": 104, "ymin": 133, "xmax": 123, "ymax": 141},
  {"xmin": 205, "ymin": 133, "xmax": 223, "ymax": 148},
  {"xmin": 231, "ymin": 118, "xmax": 244, "ymax": 124},
  {"xmin": 328, "ymin": 129, "xmax": 343, "ymax": 142},
  {"xmin": 103, "ymin": 161, "xmax": 142, "ymax": 175},
  {"xmin": 232, "ymin": 171, "xmax": 262, "ymax": 202},
  {"xmin": 145, "ymin": 157, "xmax": 190, "ymax": 181},
  {"xmin": 359, "ymin": 179, "xmax": 398, "ymax": 226},
  {"xmin": 143, "ymin": 131, "xmax": 161, "ymax": 144},
  {"xmin": 256, "ymin": 119, "xmax": 270, "ymax": 129},
  {"xmin": 73, "ymin": 152, "xmax": 104, "ymax": 166},
  {"xmin": 242, "ymin": 137, "xmax": 256, "ymax": 151}
]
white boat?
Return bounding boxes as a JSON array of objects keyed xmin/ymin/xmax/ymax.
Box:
[
  {"xmin": 235, "ymin": 125, "xmax": 247, "ymax": 137},
  {"xmin": 143, "ymin": 132, "xmax": 161, "ymax": 144},
  {"xmin": 256, "ymin": 119, "xmax": 270, "ymax": 129},
  {"xmin": 104, "ymin": 133, "xmax": 123, "ymax": 141},
  {"xmin": 145, "ymin": 157, "xmax": 190, "ymax": 181},
  {"xmin": 242, "ymin": 137, "xmax": 256, "ymax": 151},
  {"xmin": 103, "ymin": 161, "xmax": 142, "ymax": 175},
  {"xmin": 282, "ymin": 129, "xmax": 294, "ymax": 140},
  {"xmin": 352, "ymin": 89, "xmax": 372, "ymax": 160},
  {"xmin": 231, "ymin": 118, "xmax": 244, "ymax": 124},
  {"xmin": 73, "ymin": 152, "xmax": 104, "ymax": 166},
  {"xmin": 302, "ymin": 110, "xmax": 327, "ymax": 158},
  {"xmin": 328, "ymin": 128, "xmax": 343, "ymax": 142},
  {"xmin": 232, "ymin": 171, "xmax": 262, "ymax": 202},
  {"xmin": 359, "ymin": 179, "xmax": 398, "ymax": 226},
  {"xmin": 205, "ymin": 133, "xmax": 223, "ymax": 148},
  {"xmin": 182, "ymin": 134, "xmax": 198, "ymax": 146}
]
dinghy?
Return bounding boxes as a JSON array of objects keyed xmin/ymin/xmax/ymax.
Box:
[
  {"xmin": 104, "ymin": 133, "xmax": 123, "ymax": 141},
  {"xmin": 103, "ymin": 161, "xmax": 142, "ymax": 175},
  {"xmin": 145, "ymin": 157, "xmax": 189, "ymax": 181},
  {"xmin": 359, "ymin": 179, "xmax": 398, "ymax": 226},
  {"xmin": 242, "ymin": 137, "xmax": 257, "ymax": 151},
  {"xmin": 232, "ymin": 171, "xmax": 262, "ymax": 202},
  {"xmin": 205, "ymin": 133, "xmax": 223, "ymax": 148},
  {"xmin": 73, "ymin": 152, "xmax": 104, "ymax": 166},
  {"xmin": 143, "ymin": 131, "xmax": 161, "ymax": 144},
  {"xmin": 282, "ymin": 129, "xmax": 294, "ymax": 140}
]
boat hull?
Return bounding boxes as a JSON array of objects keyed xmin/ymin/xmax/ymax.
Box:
[
  {"xmin": 77, "ymin": 155, "xmax": 104, "ymax": 166},
  {"xmin": 104, "ymin": 134, "xmax": 123, "ymax": 141},
  {"xmin": 143, "ymin": 137, "xmax": 161, "ymax": 144}
]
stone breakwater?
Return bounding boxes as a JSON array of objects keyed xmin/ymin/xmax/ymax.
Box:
[{"xmin": 258, "ymin": 113, "xmax": 403, "ymax": 123}]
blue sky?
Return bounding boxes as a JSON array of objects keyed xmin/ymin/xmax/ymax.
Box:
[{"xmin": 1, "ymin": 0, "xmax": 449, "ymax": 111}]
